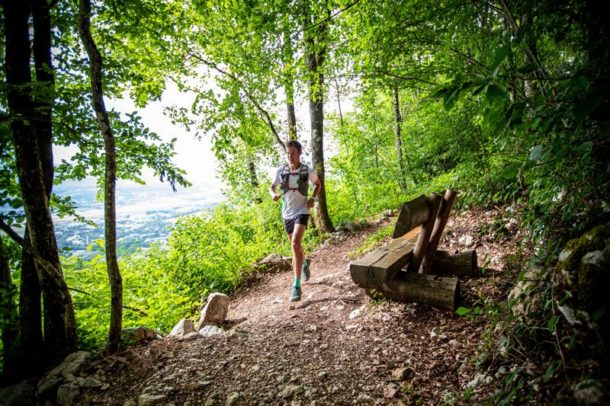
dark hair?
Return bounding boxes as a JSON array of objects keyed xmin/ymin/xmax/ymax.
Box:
[{"xmin": 286, "ymin": 140, "xmax": 302, "ymax": 154}]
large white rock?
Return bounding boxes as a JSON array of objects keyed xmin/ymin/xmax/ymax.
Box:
[
  {"xmin": 198, "ymin": 293, "xmax": 229, "ymax": 327},
  {"xmin": 169, "ymin": 319, "xmax": 195, "ymax": 337}
]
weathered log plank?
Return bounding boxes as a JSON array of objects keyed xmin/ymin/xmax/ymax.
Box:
[
  {"xmin": 409, "ymin": 193, "xmax": 442, "ymax": 272},
  {"xmin": 421, "ymin": 190, "xmax": 457, "ymax": 274},
  {"xmin": 349, "ymin": 229, "xmax": 419, "ymax": 289},
  {"xmin": 374, "ymin": 272, "xmax": 459, "ymax": 310},
  {"xmin": 430, "ymin": 250, "xmax": 478, "ymax": 277},
  {"xmin": 392, "ymin": 195, "xmax": 431, "ymax": 238}
]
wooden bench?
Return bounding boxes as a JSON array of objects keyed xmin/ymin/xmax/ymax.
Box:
[{"xmin": 349, "ymin": 190, "xmax": 477, "ymax": 310}]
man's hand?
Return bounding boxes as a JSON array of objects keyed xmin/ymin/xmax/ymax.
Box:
[
  {"xmin": 307, "ymin": 197, "xmax": 315, "ymax": 209},
  {"xmin": 272, "ymin": 193, "xmax": 281, "ymax": 201}
]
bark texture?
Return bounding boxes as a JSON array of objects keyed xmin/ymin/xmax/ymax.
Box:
[
  {"xmin": 78, "ymin": 0, "xmax": 123, "ymax": 352},
  {"xmin": 393, "ymin": 81, "xmax": 407, "ymax": 193},
  {"xmin": 0, "ymin": 238, "xmax": 19, "ymax": 384},
  {"xmin": 4, "ymin": 0, "xmax": 77, "ymax": 367},
  {"xmin": 304, "ymin": 5, "xmax": 334, "ymax": 232}
]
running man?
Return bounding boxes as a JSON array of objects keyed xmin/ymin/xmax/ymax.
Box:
[{"xmin": 269, "ymin": 140, "xmax": 321, "ymax": 301}]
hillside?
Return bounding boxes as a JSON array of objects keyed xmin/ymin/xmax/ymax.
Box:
[{"xmin": 70, "ymin": 208, "xmax": 518, "ymax": 405}]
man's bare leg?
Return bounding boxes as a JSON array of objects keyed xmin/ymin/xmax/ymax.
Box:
[{"xmin": 291, "ymin": 224, "xmax": 306, "ymax": 282}]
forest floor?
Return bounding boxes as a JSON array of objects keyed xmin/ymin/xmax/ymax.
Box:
[{"xmin": 77, "ymin": 208, "xmax": 522, "ymax": 405}]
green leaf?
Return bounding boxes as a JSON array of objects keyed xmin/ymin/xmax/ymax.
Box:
[
  {"xmin": 491, "ymin": 45, "xmax": 510, "ymax": 70},
  {"xmin": 529, "ymin": 145, "xmax": 545, "ymax": 161},
  {"xmin": 574, "ymin": 141, "xmax": 593, "ymax": 156},
  {"xmin": 547, "ymin": 315, "xmax": 559, "ymax": 330},
  {"xmin": 456, "ymin": 306, "xmax": 470, "ymax": 316},
  {"xmin": 485, "ymin": 84, "xmax": 506, "ymax": 104},
  {"xmin": 574, "ymin": 95, "xmax": 601, "ymax": 119}
]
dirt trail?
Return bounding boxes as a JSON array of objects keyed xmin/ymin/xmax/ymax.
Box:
[{"xmin": 81, "ymin": 209, "xmax": 516, "ymax": 405}]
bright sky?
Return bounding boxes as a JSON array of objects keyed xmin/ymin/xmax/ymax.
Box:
[
  {"xmin": 53, "ymin": 82, "xmax": 224, "ymax": 194},
  {"xmin": 53, "ymin": 79, "xmax": 355, "ymax": 198}
]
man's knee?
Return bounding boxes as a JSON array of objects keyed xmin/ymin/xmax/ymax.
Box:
[{"xmin": 291, "ymin": 240, "xmax": 302, "ymax": 251}]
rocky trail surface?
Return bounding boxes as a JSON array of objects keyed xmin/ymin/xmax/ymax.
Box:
[{"xmin": 76, "ymin": 209, "xmax": 519, "ymax": 405}]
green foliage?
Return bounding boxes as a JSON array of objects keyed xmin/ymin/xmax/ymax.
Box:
[
  {"xmin": 64, "ymin": 194, "xmax": 324, "ymax": 348},
  {"xmin": 349, "ymin": 224, "xmax": 393, "ymax": 258}
]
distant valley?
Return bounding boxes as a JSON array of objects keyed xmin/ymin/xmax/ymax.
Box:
[{"xmin": 53, "ymin": 181, "xmax": 223, "ymax": 259}]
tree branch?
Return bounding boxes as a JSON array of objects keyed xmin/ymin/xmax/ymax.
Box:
[
  {"xmin": 187, "ymin": 50, "xmax": 286, "ymax": 151},
  {"xmin": 68, "ymin": 287, "xmax": 149, "ymax": 317},
  {"xmin": 0, "ymin": 216, "xmax": 65, "ymax": 284},
  {"xmin": 303, "ymin": 0, "xmax": 361, "ymax": 32},
  {"xmin": 374, "ymin": 70, "xmax": 437, "ymax": 85}
]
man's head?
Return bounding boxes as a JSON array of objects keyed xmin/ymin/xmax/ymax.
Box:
[{"xmin": 286, "ymin": 140, "xmax": 302, "ymax": 167}]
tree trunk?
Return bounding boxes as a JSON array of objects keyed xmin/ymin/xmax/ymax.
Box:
[
  {"xmin": 0, "ymin": 238, "xmax": 19, "ymax": 385},
  {"xmin": 283, "ymin": 29, "xmax": 297, "ymax": 141},
  {"xmin": 78, "ymin": 0, "xmax": 123, "ymax": 353},
  {"xmin": 18, "ymin": 232, "xmax": 43, "ymax": 377},
  {"xmin": 393, "ymin": 81, "xmax": 407, "ymax": 193},
  {"xmin": 334, "ymin": 76, "xmax": 343, "ymax": 127},
  {"xmin": 248, "ymin": 159, "xmax": 262, "ymax": 204},
  {"xmin": 304, "ymin": 7, "xmax": 333, "ymax": 233},
  {"xmin": 4, "ymin": 0, "xmax": 77, "ymax": 366}
]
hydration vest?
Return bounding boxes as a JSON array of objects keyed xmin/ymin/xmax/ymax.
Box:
[{"xmin": 279, "ymin": 164, "xmax": 309, "ymax": 196}]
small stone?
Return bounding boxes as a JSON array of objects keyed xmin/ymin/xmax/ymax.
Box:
[
  {"xmin": 392, "ymin": 367, "xmax": 413, "ymax": 381},
  {"xmin": 225, "ymin": 392, "xmax": 240, "ymax": 406},
  {"xmin": 574, "ymin": 379, "xmax": 605, "ymax": 406},
  {"xmin": 204, "ymin": 395, "xmax": 218, "ymax": 406},
  {"xmin": 356, "ymin": 393, "xmax": 374, "ymax": 404},
  {"xmin": 279, "ymin": 384, "xmax": 304, "ymax": 399},
  {"xmin": 169, "ymin": 319, "xmax": 195, "ymax": 337},
  {"xmin": 138, "ymin": 393, "xmax": 167, "ymax": 406},
  {"xmin": 77, "ymin": 376, "xmax": 103, "ymax": 389},
  {"xmin": 199, "ymin": 325, "xmax": 224, "ymax": 337},
  {"xmin": 349, "ymin": 305, "xmax": 365, "ymax": 319},
  {"xmin": 57, "ymin": 383, "xmax": 80, "ymax": 406},
  {"xmin": 316, "ymin": 371, "xmax": 327, "ymax": 379},
  {"xmin": 121, "ymin": 327, "xmax": 158, "ymax": 343},
  {"xmin": 384, "ymin": 383, "xmax": 400, "ymax": 399},
  {"xmin": 458, "ymin": 235, "xmax": 474, "ymax": 246},
  {"xmin": 123, "ymin": 400, "xmax": 137, "ymax": 406}
]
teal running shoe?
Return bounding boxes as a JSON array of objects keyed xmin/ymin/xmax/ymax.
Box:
[
  {"xmin": 302, "ymin": 258, "xmax": 310, "ymax": 282},
  {"xmin": 290, "ymin": 286, "xmax": 302, "ymax": 302}
]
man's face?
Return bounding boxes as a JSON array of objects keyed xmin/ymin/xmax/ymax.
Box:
[{"xmin": 286, "ymin": 146, "xmax": 301, "ymax": 167}]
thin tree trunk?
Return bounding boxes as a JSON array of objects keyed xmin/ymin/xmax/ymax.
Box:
[
  {"xmin": 283, "ymin": 30, "xmax": 297, "ymax": 141},
  {"xmin": 78, "ymin": 0, "xmax": 122, "ymax": 353},
  {"xmin": 4, "ymin": 0, "xmax": 77, "ymax": 367},
  {"xmin": 248, "ymin": 159, "xmax": 262, "ymax": 204},
  {"xmin": 32, "ymin": 0, "xmax": 79, "ymax": 356},
  {"xmin": 0, "ymin": 238, "xmax": 19, "ymax": 385},
  {"xmin": 393, "ymin": 81, "xmax": 407, "ymax": 193},
  {"xmin": 304, "ymin": 6, "xmax": 334, "ymax": 233},
  {"xmin": 334, "ymin": 76, "xmax": 343, "ymax": 127}
]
